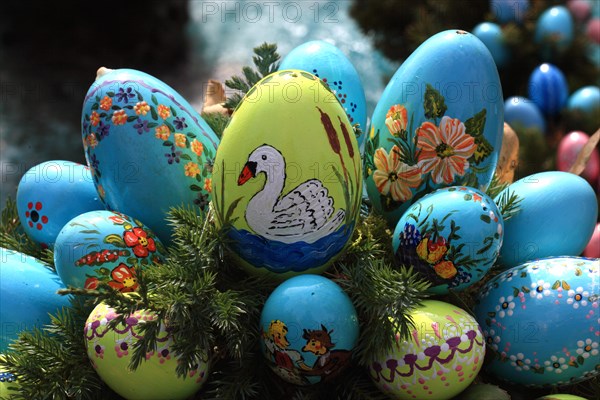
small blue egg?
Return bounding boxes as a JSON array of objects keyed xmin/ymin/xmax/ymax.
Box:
[
  {"xmin": 16, "ymin": 161, "xmax": 104, "ymax": 248},
  {"xmin": 535, "ymin": 6, "xmax": 574, "ymax": 53},
  {"xmin": 0, "ymin": 248, "xmax": 71, "ymax": 351},
  {"xmin": 528, "ymin": 64, "xmax": 569, "ymax": 116},
  {"xmin": 567, "ymin": 86, "xmax": 600, "ymax": 116},
  {"xmin": 503, "ymin": 96, "xmax": 546, "ymax": 134},
  {"xmin": 259, "ymin": 274, "xmax": 358, "ymax": 385},
  {"xmin": 473, "ymin": 22, "xmax": 509, "ymax": 68},
  {"xmin": 497, "ymin": 171, "xmax": 598, "ymax": 269},
  {"xmin": 490, "ymin": 0, "xmax": 530, "ymax": 23}
]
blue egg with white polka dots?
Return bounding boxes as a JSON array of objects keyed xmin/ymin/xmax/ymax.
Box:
[{"xmin": 474, "ymin": 257, "xmax": 600, "ymax": 387}]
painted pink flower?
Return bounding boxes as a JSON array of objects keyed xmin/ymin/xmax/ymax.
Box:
[
  {"xmin": 373, "ymin": 145, "xmax": 421, "ymax": 202},
  {"xmin": 416, "ymin": 116, "xmax": 477, "ymax": 184}
]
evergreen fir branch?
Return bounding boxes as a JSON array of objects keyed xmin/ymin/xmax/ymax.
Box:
[
  {"xmin": 495, "ymin": 189, "xmax": 522, "ymax": 222},
  {"xmin": 201, "ymin": 112, "xmax": 231, "ymax": 139},
  {"xmin": 485, "ymin": 174, "xmax": 510, "ymax": 200}
]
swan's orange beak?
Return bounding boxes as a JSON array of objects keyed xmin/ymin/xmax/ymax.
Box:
[{"xmin": 238, "ymin": 161, "xmax": 257, "ymax": 185}]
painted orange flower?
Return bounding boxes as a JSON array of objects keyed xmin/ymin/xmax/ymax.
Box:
[
  {"xmin": 100, "ymin": 96, "xmax": 112, "ymax": 111},
  {"xmin": 134, "ymin": 101, "xmax": 150, "ymax": 115},
  {"xmin": 86, "ymin": 133, "xmax": 98, "ymax": 148},
  {"xmin": 191, "ymin": 139, "xmax": 203, "ymax": 156},
  {"xmin": 416, "ymin": 236, "xmax": 448, "ymax": 264},
  {"xmin": 204, "ymin": 177, "xmax": 212, "ymax": 193},
  {"xmin": 434, "ymin": 260, "xmax": 458, "ymax": 279},
  {"xmin": 416, "ymin": 116, "xmax": 477, "ymax": 184},
  {"xmin": 123, "ymin": 227, "xmax": 156, "ymax": 257},
  {"xmin": 174, "ymin": 133, "xmax": 187, "ymax": 148},
  {"xmin": 373, "ymin": 146, "xmax": 421, "ymax": 202},
  {"xmin": 184, "ymin": 162, "xmax": 200, "ymax": 177},
  {"xmin": 155, "ymin": 125, "xmax": 170, "ymax": 140},
  {"xmin": 385, "ymin": 104, "xmax": 408, "ymax": 135},
  {"xmin": 108, "ymin": 264, "xmax": 138, "ymax": 293},
  {"xmin": 112, "ymin": 110, "xmax": 128, "ymax": 125},
  {"xmin": 157, "ymin": 104, "xmax": 171, "ymax": 119},
  {"xmin": 90, "ymin": 111, "xmax": 100, "ymax": 126}
]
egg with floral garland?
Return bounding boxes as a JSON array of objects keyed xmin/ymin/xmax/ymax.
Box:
[
  {"xmin": 54, "ymin": 210, "xmax": 166, "ymax": 292},
  {"xmin": 474, "ymin": 257, "xmax": 600, "ymax": 387},
  {"xmin": 212, "ymin": 70, "xmax": 362, "ymax": 279},
  {"xmin": 369, "ymin": 300, "xmax": 485, "ymax": 399},
  {"xmin": 84, "ymin": 301, "xmax": 209, "ymax": 400},
  {"xmin": 364, "ymin": 30, "xmax": 503, "ymax": 227},
  {"xmin": 16, "ymin": 160, "xmax": 104, "ymax": 248},
  {"xmin": 82, "ymin": 67, "xmax": 219, "ymax": 243},
  {"xmin": 393, "ymin": 186, "xmax": 503, "ymax": 294}
]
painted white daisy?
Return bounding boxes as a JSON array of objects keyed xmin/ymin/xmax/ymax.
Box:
[
  {"xmin": 484, "ymin": 329, "xmax": 501, "ymax": 351},
  {"xmin": 499, "ymin": 271, "xmax": 515, "ymax": 283},
  {"xmin": 495, "ymin": 295, "xmax": 516, "ymax": 318},
  {"xmin": 509, "ymin": 352, "xmax": 531, "ymax": 371},
  {"xmin": 576, "ymin": 338, "xmax": 599, "ymax": 359},
  {"xmin": 567, "ymin": 287, "xmax": 589, "ymax": 309},
  {"xmin": 544, "ymin": 355, "xmax": 569, "ymax": 374},
  {"xmin": 530, "ymin": 280, "xmax": 552, "ymax": 299}
]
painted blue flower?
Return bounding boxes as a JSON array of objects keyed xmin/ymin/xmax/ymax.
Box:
[
  {"xmin": 398, "ymin": 223, "xmax": 422, "ymax": 248},
  {"xmin": 116, "ymin": 87, "xmax": 135, "ymax": 103},
  {"xmin": 173, "ymin": 117, "xmax": 188, "ymax": 130},
  {"xmin": 90, "ymin": 153, "xmax": 100, "ymax": 170},
  {"xmin": 165, "ymin": 145, "xmax": 182, "ymax": 164},
  {"xmin": 97, "ymin": 121, "xmax": 110, "ymax": 139},
  {"xmin": 133, "ymin": 119, "xmax": 149, "ymax": 134}
]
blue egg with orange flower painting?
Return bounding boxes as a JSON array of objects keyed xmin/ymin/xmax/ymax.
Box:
[
  {"xmin": 54, "ymin": 210, "xmax": 166, "ymax": 292},
  {"xmin": 393, "ymin": 186, "xmax": 504, "ymax": 294},
  {"xmin": 364, "ymin": 30, "xmax": 503, "ymax": 227}
]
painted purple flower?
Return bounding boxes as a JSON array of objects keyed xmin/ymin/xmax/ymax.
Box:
[
  {"xmin": 173, "ymin": 117, "xmax": 188, "ymax": 130},
  {"xmin": 133, "ymin": 119, "xmax": 149, "ymax": 134},
  {"xmin": 116, "ymin": 87, "xmax": 135, "ymax": 103},
  {"xmin": 165, "ymin": 145, "xmax": 182, "ymax": 164},
  {"xmin": 90, "ymin": 153, "xmax": 100, "ymax": 170},
  {"xmin": 97, "ymin": 121, "xmax": 110, "ymax": 139},
  {"xmin": 194, "ymin": 193, "xmax": 209, "ymax": 211}
]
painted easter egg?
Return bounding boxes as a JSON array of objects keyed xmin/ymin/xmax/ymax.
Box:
[
  {"xmin": 472, "ymin": 23, "xmax": 509, "ymax": 68},
  {"xmin": 535, "ymin": 6, "xmax": 574, "ymax": 53},
  {"xmin": 393, "ymin": 186, "xmax": 503, "ymax": 294},
  {"xmin": 370, "ymin": 300, "xmax": 485, "ymax": 399},
  {"xmin": 583, "ymin": 223, "xmax": 600, "ymax": 258},
  {"xmin": 0, "ymin": 248, "xmax": 71, "ymax": 351},
  {"xmin": 0, "ymin": 366, "xmax": 18, "ymax": 398},
  {"xmin": 474, "ymin": 257, "xmax": 600, "ymax": 387},
  {"xmin": 490, "ymin": 0, "xmax": 530, "ymax": 23},
  {"xmin": 503, "ymin": 96, "xmax": 546, "ymax": 134},
  {"xmin": 568, "ymin": 0, "xmax": 592, "ymax": 22},
  {"xmin": 496, "ymin": 171, "xmax": 598, "ymax": 269},
  {"xmin": 588, "ymin": 18, "xmax": 600, "ymax": 44},
  {"xmin": 567, "ymin": 86, "xmax": 600, "ymax": 118},
  {"xmin": 536, "ymin": 395, "xmax": 588, "ymax": 400},
  {"xmin": 528, "ymin": 64, "xmax": 569, "ymax": 116},
  {"xmin": 364, "ymin": 30, "xmax": 503, "ymax": 227},
  {"xmin": 557, "ymin": 131, "xmax": 600, "ymax": 183},
  {"xmin": 54, "ymin": 210, "xmax": 166, "ymax": 292},
  {"xmin": 259, "ymin": 275, "xmax": 358, "ymax": 385},
  {"xmin": 212, "ymin": 70, "xmax": 362, "ymax": 279},
  {"xmin": 82, "ymin": 68, "xmax": 219, "ymax": 243},
  {"xmin": 85, "ymin": 301, "xmax": 209, "ymax": 400},
  {"xmin": 16, "ymin": 160, "xmax": 104, "ymax": 248},
  {"xmin": 279, "ymin": 40, "xmax": 367, "ymax": 146}
]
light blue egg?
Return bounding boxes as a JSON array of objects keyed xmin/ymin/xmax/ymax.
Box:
[
  {"xmin": 393, "ymin": 186, "xmax": 504, "ymax": 294},
  {"xmin": 364, "ymin": 30, "xmax": 504, "ymax": 227},
  {"xmin": 279, "ymin": 40, "xmax": 367, "ymax": 146},
  {"xmin": 474, "ymin": 257, "xmax": 600, "ymax": 387},
  {"xmin": 528, "ymin": 63, "xmax": 569, "ymax": 116},
  {"xmin": 490, "ymin": 0, "xmax": 530, "ymax": 23},
  {"xmin": 16, "ymin": 160, "xmax": 104, "ymax": 248},
  {"xmin": 473, "ymin": 22, "xmax": 509, "ymax": 68},
  {"xmin": 54, "ymin": 210, "xmax": 166, "ymax": 292},
  {"xmin": 504, "ymin": 96, "xmax": 546, "ymax": 134},
  {"xmin": 259, "ymin": 275, "xmax": 359, "ymax": 385},
  {"xmin": 535, "ymin": 6, "xmax": 574, "ymax": 53},
  {"xmin": 567, "ymin": 86, "xmax": 600, "ymax": 116},
  {"xmin": 497, "ymin": 171, "xmax": 597, "ymax": 269},
  {"xmin": 0, "ymin": 248, "xmax": 71, "ymax": 351},
  {"xmin": 82, "ymin": 68, "xmax": 220, "ymax": 243}
]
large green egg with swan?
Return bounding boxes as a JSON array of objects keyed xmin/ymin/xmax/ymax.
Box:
[{"xmin": 212, "ymin": 70, "xmax": 362, "ymax": 279}]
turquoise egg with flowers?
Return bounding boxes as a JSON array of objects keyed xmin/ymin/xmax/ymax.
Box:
[{"xmin": 364, "ymin": 30, "xmax": 503, "ymax": 228}]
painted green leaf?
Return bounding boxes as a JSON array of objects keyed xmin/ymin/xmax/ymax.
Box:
[
  {"xmin": 180, "ymin": 154, "xmax": 192, "ymax": 161},
  {"xmin": 226, "ymin": 197, "xmax": 244, "ymax": 223},
  {"xmin": 163, "ymin": 141, "xmax": 173, "ymax": 147},
  {"xmin": 562, "ymin": 280, "xmax": 571, "ymax": 290},
  {"xmin": 465, "ymin": 109, "xmax": 487, "ymax": 137},
  {"xmin": 79, "ymin": 229, "xmax": 100, "ymax": 235},
  {"xmin": 106, "ymin": 91, "xmax": 115, "ymax": 97},
  {"xmin": 520, "ymin": 271, "xmax": 527, "ymax": 278},
  {"xmin": 463, "ymin": 194, "xmax": 473, "ymax": 201},
  {"xmin": 91, "ymin": 103, "xmax": 99, "ymax": 110},
  {"xmin": 95, "ymin": 95, "xmax": 100, "ymax": 102},
  {"xmin": 111, "ymin": 105, "xmax": 120, "ymax": 110},
  {"xmin": 485, "ymin": 318, "xmax": 491, "ymax": 327},
  {"xmin": 513, "ymin": 287, "xmax": 520, "ymax": 297},
  {"xmin": 578, "ymin": 355, "xmax": 585, "ymax": 365},
  {"xmin": 127, "ymin": 116, "xmax": 138, "ymax": 122},
  {"xmin": 170, "ymin": 106, "xmax": 178, "ymax": 117},
  {"xmin": 551, "ymin": 280, "xmax": 561, "ymax": 290},
  {"xmin": 190, "ymin": 184, "xmax": 202, "ymax": 192},
  {"xmin": 124, "ymin": 105, "xmax": 133, "ymax": 110},
  {"xmin": 487, "ymin": 311, "xmax": 496, "ymax": 318},
  {"xmin": 136, "ymin": 90, "xmax": 143, "ymax": 101},
  {"xmin": 104, "ymin": 234, "xmax": 125, "ymax": 247},
  {"xmin": 187, "ymin": 132, "xmax": 197, "ymax": 139},
  {"xmin": 521, "ymin": 286, "xmax": 531, "ymax": 293},
  {"xmin": 480, "ymin": 214, "xmax": 491, "ymax": 223},
  {"xmin": 147, "ymin": 122, "xmax": 158, "ymax": 128},
  {"xmin": 165, "ymin": 121, "xmax": 175, "ymax": 131},
  {"xmin": 472, "ymin": 135, "xmax": 494, "ymax": 164},
  {"xmin": 151, "ymin": 94, "xmax": 158, "ymax": 105},
  {"xmin": 150, "ymin": 106, "xmax": 158, "ymax": 121},
  {"xmin": 423, "ymin": 84, "xmax": 447, "ymax": 119}
]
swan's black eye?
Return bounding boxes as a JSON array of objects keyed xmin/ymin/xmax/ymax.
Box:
[{"xmin": 262, "ymin": 155, "xmax": 267, "ymax": 160}]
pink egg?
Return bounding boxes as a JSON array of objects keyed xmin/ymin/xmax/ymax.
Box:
[
  {"xmin": 568, "ymin": 0, "xmax": 592, "ymax": 22},
  {"xmin": 583, "ymin": 223, "xmax": 600, "ymax": 258},
  {"xmin": 557, "ymin": 131, "xmax": 600, "ymax": 183},
  {"xmin": 588, "ymin": 18, "xmax": 600, "ymax": 44}
]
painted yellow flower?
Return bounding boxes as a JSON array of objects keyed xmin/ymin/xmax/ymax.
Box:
[
  {"xmin": 134, "ymin": 101, "xmax": 150, "ymax": 116},
  {"xmin": 204, "ymin": 177, "xmax": 212, "ymax": 193},
  {"xmin": 155, "ymin": 125, "xmax": 170, "ymax": 140},
  {"xmin": 385, "ymin": 104, "xmax": 408, "ymax": 136},
  {"xmin": 434, "ymin": 260, "xmax": 458, "ymax": 279},
  {"xmin": 87, "ymin": 133, "xmax": 98, "ymax": 148},
  {"xmin": 112, "ymin": 110, "xmax": 128, "ymax": 125},
  {"xmin": 174, "ymin": 133, "xmax": 187, "ymax": 148},
  {"xmin": 100, "ymin": 96, "xmax": 112, "ymax": 111},
  {"xmin": 191, "ymin": 139, "xmax": 204, "ymax": 156},
  {"xmin": 184, "ymin": 162, "xmax": 200, "ymax": 177},
  {"xmin": 373, "ymin": 145, "xmax": 421, "ymax": 202},
  {"xmin": 157, "ymin": 104, "xmax": 171, "ymax": 119},
  {"xmin": 416, "ymin": 237, "xmax": 448, "ymax": 264},
  {"xmin": 90, "ymin": 111, "xmax": 100, "ymax": 126}
]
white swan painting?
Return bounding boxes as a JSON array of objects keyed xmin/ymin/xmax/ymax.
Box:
[{"xmin": 237, "ymin": 145, "xmax": 345, "ymax": 244}]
